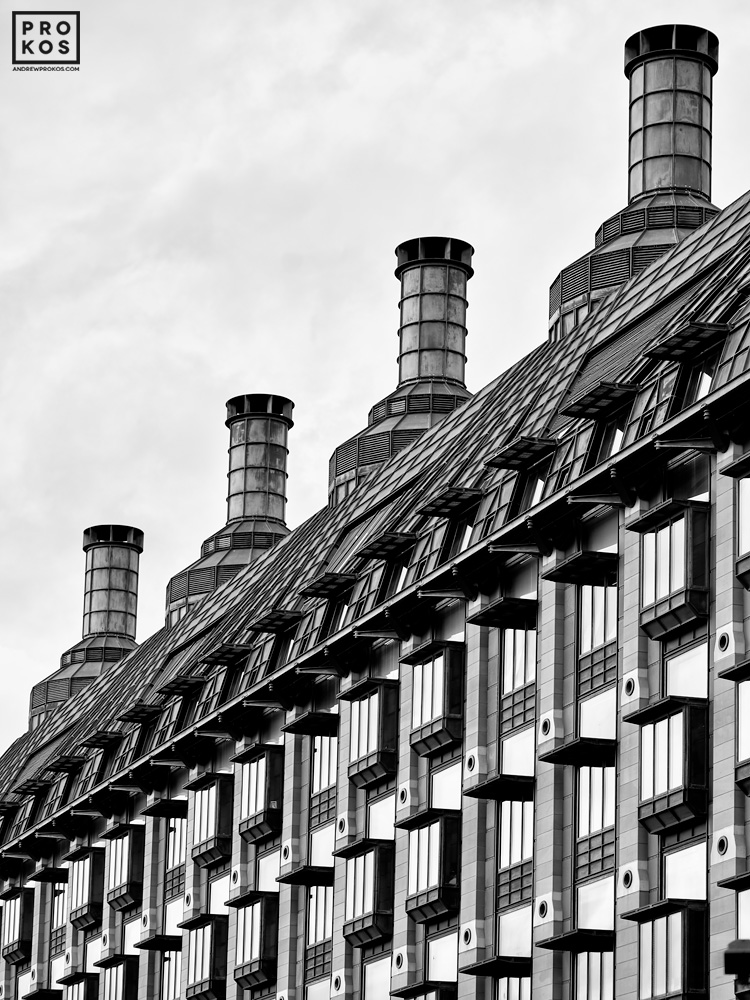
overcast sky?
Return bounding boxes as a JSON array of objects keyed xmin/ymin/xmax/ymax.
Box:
[{"xmin": 2, "ymin": 0, "xmax": 750, "ymax": 746}]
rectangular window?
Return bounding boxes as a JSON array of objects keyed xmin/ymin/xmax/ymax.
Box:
[
  {"xmin": 576, "ymin": 951, "xmax": 614, "ymax": 1000},
  {"xmin": 195, "ymin": 785, "xmax": 217, "ymax": 843},
  {"xmin": 2, "ymin": 897, "xmax": 21, "ymax": 947},
  {"xmin": 642, "ymin": 518, "xmax": 685, "ymax": 606},
  {"xmin": 664, "ymin": 842, "xmax": 706, "ymax": 900},
  {"xmin": 579, "ymin": 585, "xmax": 617, "ymax": 654},
  {"xmin": 307, "ymin": 885, "xmax": 333, "ymax": 945},
  {"xmin": 161, "ymin": 951, "xmax": 181, "ymax": 1000},
  {"xmin": 108, "ymin": 834, "xmax": 130, "ymax": 889},
  {"xmin": 499, "ymin": 800, "xmax": 533, "ymax": 869},
  {"xmin": 412, "ymin": 655, "xmax": 445, "ymax": 728},
  {"xmin": 311, "ymin": 736, "xmax": 337, "ymax": 794},
  {"xmin": 74, "ymin": 751, "xmax": 104, "ymax": 797},
  {"xmin": 363, "ymin": 955, "xmax": 391, "ymax": 999},
  {"xmin": 502, "ymin": 629, "xmax": 536, "ymax": 694},
  {"xmin": 309, "ymin": 823, "xmax": 334, "ymax": 867},
  {"xmin": 497, "ymin": 979, "xmax": 531, "ymax": 1000},
  {"xmin": 577, "ymin": 875, "xmax": 614, "ymax": 930},
  {"xmin": 240, "ymin": 757, "xmax": 265, "ymax": 818},
  {"xmin": 640, "ymin": 913, "xmax": 682, "ymax": 998},
  {"xmin": 69, "ymin": 856, "xmax": 91, "ymax": 911},
  {"xmin": 367, "ymin": 793, "xmax": 395, "ymax": 840},
  {"xmin": 166, "ymin": 818, "xmax": 187, "ymax": 871},
  {"xmin": 51, "ymin": 881, "xmax": 68, "ymax": 930},
  {"xmin": 739, "ymin": 479, "xmax": 750, "ymax": 555},
  {"xmin": 345, "ymin": 852, "xmax": 374, "ymax": 920},
  {"xmin": 739, "ymin": 681, "xmax": 750, "ymax": 762},
  {"xmin": 579, "ymin": 687, "xmax": 617, "ymax": 740},
  {"xmin": 350, "ymin": 692, "xmax": 379, "ymax": 761},
  {"xmin": 501, "ymin": 727, "xmax": 535, "ymax": 777},
  {"xmin": 426, "ymin": 929, "xmax": 458, "ymax": 981},
  {"xmin": 665, "ymin": 642, "xmax": 708, "ymax": 698},
  {"xmin": 739, "ymin": 888, "xmax": 750, "ymax": 938},
  {"xmin": 187, "ymin": 924, "xmax": 212, "ymax": 986},
  {"xmin": 497, "ymin": 905, "xmax": 532, "ymax": 958},
  {"xmin": 236, "ymin": 902, "xmax": 261, "ymax": 965},
  {"xmin": 257, "ymin": 849, "xmax": 280, "ymax": 893},
  {"xmin": 103, "ymin": 964, "xmax": 123, "ymax": 1000},
  {"xmin": 408, "ymin": 821, "xmax": 441, "ymax": 895},
  {"xmin": 641, "ymin": 715, "xmax": 684, "ymax": 800},
  {"xmin": 578, "ymin": 767, "xmax": 615, "ymax": 838},
  {"xmin": 431, "ymin": 762, "xmax": 462, "ymax": 811}
]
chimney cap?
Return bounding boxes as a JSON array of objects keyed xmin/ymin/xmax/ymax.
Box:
[
  {"xmin": 624, "ymin": 24, "xmax": 719, "ymax": 78},
  {"xmin": 394, "ymin": 236, "xmax": 474, "ymax": 279},
  {"xmin": 225, "ymin": 393, "xmax": 295, "ymax": 428},
  {"xmin": 82, "ymin": 524, "xmax": 144, "ymax": 553}
]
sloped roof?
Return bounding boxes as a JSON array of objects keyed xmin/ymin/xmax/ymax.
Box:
[{"xmin": 3, "ymin": 187, "xmax": 750, "ymax": 807}]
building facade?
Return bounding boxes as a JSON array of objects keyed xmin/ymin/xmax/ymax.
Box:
[{"xmin": 2, "ymin": 21, "xmax": 750, "ymax": 1000}]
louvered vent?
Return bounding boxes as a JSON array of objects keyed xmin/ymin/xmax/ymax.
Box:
[
  {"xmin": 704, "ymin": 209, "xmax": 719, "ymax": 221},
  {"xmin": 392, "ymin": 429, "xmax": 424, "ymax": 453},
  {"xmin": 431, "ymin": 395, "xmax": 456, "ymax": 413},
  {"xmin": 549, "ymin": 274, "xmax": 562, "ymax": 317},
  {"xmin": 370, "ymin": 402, "xmax": 387, "ymax": 423},
  {"xmin": 335, "ymin": 440, "xmax": 357, "ymax": 476},
  {"xmin": 388, "ymin": 398, "xmax": 407, "ymax": 415},
  {"xmin": 103, "ymin": 648, "xmax": 124, "ymax": 662},
  {"xmin": 359, "ymin": 433, "xmax": 390, "ymax": 465},
  {"xmin": 561, "ymin": 258, "xmax": 589, "ymax": 301},
  {"xmin": 217, "ymin": 565, "xmax": 242, "ymax": 587},
  {"xmin": 31, "ymin": 684, "xmax": 46, "ymax": 708},
  {"xmin": 676, "ymin": 207, "xmax": 702, "ymax": 227},
  {"xmin": 595, "ymin": 226, "xmax": 604, "ymax": 247},
  {"xmin": 590, "ymin": 249, "xmax": 630, "ymax": 290},
  {"xmin": 408, "ymin": 395, "xmax": 431, "ymax": 413},
  {"xmin": 632, "ymin": 244, "xmax": 672, "ymax": 272},
  {"xmin": 603, "ymin": 218, "xmax": 620, "ymax": 242},
  {"xmin": 46, "ymin": 679, "xmax": 70, "ymax": 703},
  {"xmin": 188, "ymin": 568, "xmax": 216, "ymax": 595},
  {"xmin": 647, "ymin": 206, "xmax": 675, "ymax": 228},
  {"xmin": 621, "ymin": 210, "xmax": 645, "ymax": 234},
  {"xmin": 169, "ymin": 573, "xmax": 188, "ymax": 601}
]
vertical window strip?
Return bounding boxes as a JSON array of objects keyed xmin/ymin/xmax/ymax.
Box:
[
  {"xmin": 236, "ymin": 901, "xmax": 262, "ymax": 965},
  {"xmin": 642, "ymin": 518, "xmax": 685, "ymax": 607},
  {"xmin": 639, "ymin": 913, "xmax": 682, "ymax": 999},
  {"xmin": 166, "ymin": 818, "xmax": 187, "ymax": 870},
  {"xmin": 240, "ymin": 757, "xmax": 267, "ymax": 818},
  {"xmin": 1, "ymin": 896, "xmax": 21, "ymax": 946},
  {"xmin": 345, "ymin": 852, "xmax": 375, "ymax": 920},
  {"xmin": 739, "ymin": 479, "xmax": 750, "ymax": 555},
  {"xmin": 311, "ymin": 736, "xmax": 337, "ymax": 794},
  {"xmin": 188, "ymin": 923, "xmax": 212, "ymax": 986},
  {"xmin": 69, "ymin": 856, "xmax": 90, "ymax": 911},
  {"xmin": 499, "ymin": 800, "xmax": 534, "ymax": 868},
  {"xmin": 578, "ymin": 767, "xmax": 616, "ymax": 838},
  {"xmin": 640, "ymin": 715, "xmax": 684, "ymax": 801},
  {"xmin": 195, "ymin": 785, "xmax": 217, "ymax": 843},
  {"xmin": 576, "ymin": 950, "xmax": 614, "ymax": 1000},
  {"xmin": 108, "ymin": 834, "xmax": 130, "ymax": 889},
  {"xmin": 161, "ymin": 951, "xmax": 181, "ymax": 1000},
  {"xmin": 412, "ymin": 656, "xmax": 445, "ymax": 728},
  {"xmin": 351, "ymin": 694, "xmax": 379, "ymax": 762},
  {"xmin": 307, "ymin": 885, "xmax": 333, "ymax": 946},
  {"xmin": 502, "ymin": 630, "xmax": 536, "ymax": 694},
  {"xmin": 739, "ymin": 682, "xmax": 750, "ymax": 763},
  {"xmin": 407, "ymin": 821, "xmax": 441, "ymax": 895},
  {"xmin": 579, "ymin": 586, "xmax": 617, "ymax": 655}
]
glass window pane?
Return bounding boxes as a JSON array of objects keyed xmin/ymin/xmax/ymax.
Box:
[
  {"xmin": 671, "ymin": 518, "xmax": 685, "ymax": 591},
  {"xmin": 408, "ymin": 830, "xmax": 418, "ymax": 895},
  {"xmin": 669, "ymin": 713, "xmax": 684, "ymax": 788},
  {"xmin": 503, "ymin": 632, "xmax": 514, "ymax": 693},
  {"xmin": 654, "ymin": 719, "xmax": 668, "ymax": 795},
  {"xmin": 257, "ymin": 849, "xmax": 280, "ymax": 892},
  {"xmin": 739, "ymin": 682, "xmax": 750, "ymax": 762},
  {"xmin": 603, "ymin": 767, "xmax": 615, "ymax": 828},
  {"xmin": 368, "ymin": 692, "xmax": 379, "ymax": 754},
  {"xmin": 577, "ymin": 875, "xmax": 614, "ymax": 930},
  {"xmin": 363, "ymin": 852, "xmax": 374, "ymax": 915},
  {"xmin": 579, "ymin": 687, "xmax": 616, "ymax": 740},
  {"xmin": 525, "ymin": 630, "xmax": 536, "ymax": 684},
  {"xmin": 578, "ymin": 768, "xmax": 591, "ymax": 838},
  {"xmin": 422, "ymin": 660, "xmax": 433, "ymax": 725},
  {"xmin": 666, "ymin": 642, "xmax": 708, "ymax": 697},
  {"xmin": 431, "ymin": 762, "xmax": 461, "ymax": 810},
  {"xmin": 501, "ymin": 727, "xmax": 535, "ymax": 776},
  {"xmin": 639, "ymin": 922, "xmax": 652, "ymax": 1000},
  {"xmin": 427, "ymin": 822, "xmax": 440, "ymax": 888},
  {"xmin": 656, "ymin": 525, "xmax": 670, "ymax": 598},
  {"xmin": 418, "ymin": 825, "xmax": 429, "ymax": 890},
  {"xmin": 592, "ymin": 586, "xmax": 605, "ymax": 649},
  {"xmin": 363, "ymin": 956, "xmax": 391, "ymax": 1000},
  {"xmin": 653, "ymin": 917, "xmax": 667, "ymax": 997},
  {"xmin": 351, "ymin": 700, "xmax": 360, "ymax": 758},
  {"xmin": 309, "ymin": 824, "xmax": 334, "ymax": 867},
  {"xmin": 500, "ymin": 802, "xmax": 511, "ymax": 869},
  {"xmin": 665, "ymin": 842, "xmax": 706, "ymax": 899},
  {"xmin": 581, "ymin": 586, "xmax": 592, "ymax": 654},
  {"xmin": 739, "ymin": 888, "xmax": 750, "ymax": 938},
  {"xmin": 433, "ymin": 655, "xmax": 444, "ymax": 719},
  {"xmin": 412, "ymin": 663, "xmax": 422, "ymax": 728},
  {"xmin": 605, "ymin": 586, "xmax": 617, "ymax": 642},
  {"xmin": 643, "ymin": 533, "xmax": 656, "ymax": 605},
  {"xmin": 427, "ymin": 931, "xmax": 458, "ymax": 980},
  {"xmin": 739, "ymin": 480, "xmax": 750, "ymax": 555},
  {"xmin": 641, "ymin": 725, "xmax": 654, "ymax": 801},
  {"xmin": 667, "ymin": 912, "xmax": 682, "ymax": 993},
  {"xmin": 522, "ymin": 801, "xmax": 533, "ymax": 861},
  {"xmin": 368, "ymin": 794, "xmax": 395, "ymax": 840},
  {"xmin": 497, "ymin": 906, "xmax": 532, "ymax": 957}
]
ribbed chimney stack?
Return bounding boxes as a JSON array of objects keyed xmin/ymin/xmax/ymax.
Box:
[
  {"xmin": 394, "ymin": 237, "xmax": 474, "ymax": 387},
  {"xmin": 225, "ymin": 393, "xmax": 294, "ymax": 526},
  {"xmin": 625, "ymin": 24, "xmax": 718, "ymax": 203},
  {"xmin": 82, "ymin": 524, "xmax": 143, "ymax": 640}
]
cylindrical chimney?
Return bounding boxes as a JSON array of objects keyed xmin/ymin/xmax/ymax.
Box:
[
  {"xmin": 225, "ymin": 393, "xmax": 294, "ymax": 525},
  {"xmin": 625, "ymin": 24, "xmax": 718, "ymax": 204},
  {"xmin": 394, "ymin": 237, "xmax": 474, "ymax": 387},
  {"xmin": 82, "ymin": 524, "xmax": 143, "ymax": 640}
]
